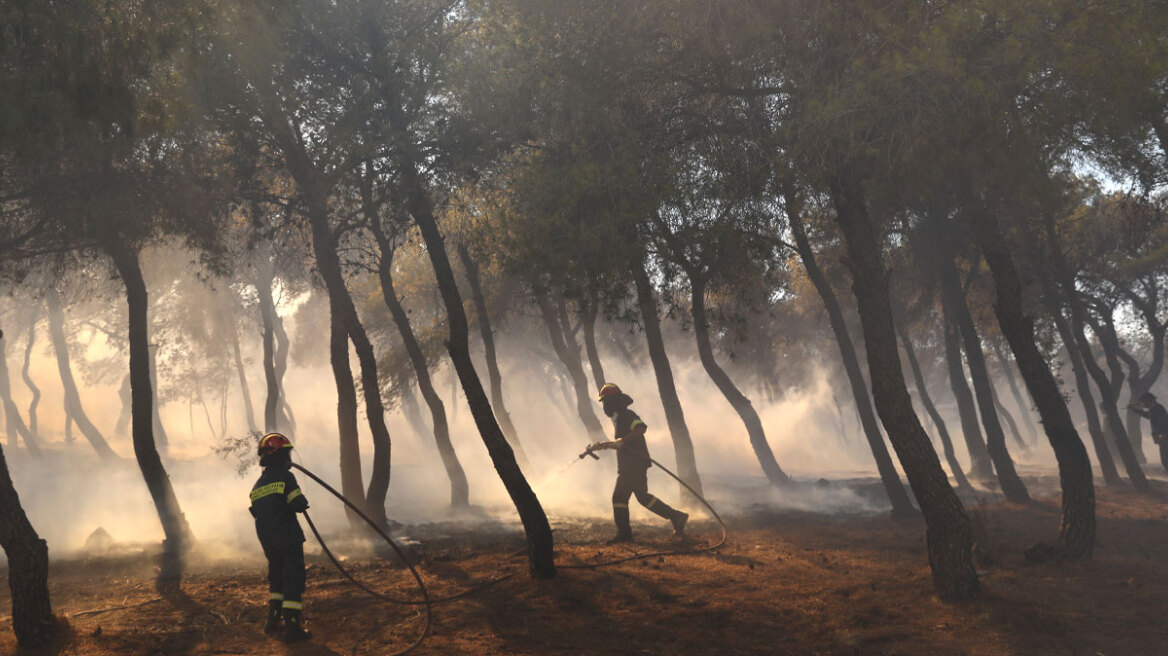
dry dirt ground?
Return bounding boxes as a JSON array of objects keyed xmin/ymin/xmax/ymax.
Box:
[{"xmin": 4, "ymin": 479, "xmax": 1168, "ymax": 656}]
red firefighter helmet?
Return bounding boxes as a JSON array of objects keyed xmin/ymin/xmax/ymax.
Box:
[
  {"xmin": 257, "ymin": 432, "xmax": 294, "ymax": 457},
  {"xmin": 597, "ymin": 383, "xmax": 622, "ymax": 403}
]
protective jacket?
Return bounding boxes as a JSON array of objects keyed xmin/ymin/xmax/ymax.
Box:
[
  {"xmin": 612, "ymin": 408, "xmax": 651, "ymax": 473},
  {"xmin": 1134, "ymin": 402, "xmax": 1168, "ymax": 442},
  {"xmin": 250, "ymin": 463, "xmax": 309, "ymax": 546}
]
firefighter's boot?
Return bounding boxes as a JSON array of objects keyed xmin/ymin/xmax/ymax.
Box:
[
  {"xmin": 262, "ymin": 599, "xmax": 282, "ymax": 635},
  {"xmin": 607, "ymin": 504, "xmax": 633, "ymax": 544},
  {"xmin": 671, "ymin": 511, "xmax": 689, "ymax": 539},
  {"xmin": 282, "ymin": 607, "xmax": 312, "ymax": 643}
]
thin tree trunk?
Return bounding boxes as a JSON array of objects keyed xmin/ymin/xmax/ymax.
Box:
[
  {"xmin": 534, "ymin": 290, "xmax": 606, "ymax": 441},
  {"xmin": 941, "ymin": 309, "xmax": 994, "ymax": 480},
  {"xmin": 0, "ymin": 438, "xmax": 56, "ymax": 647},
  {"xmin": 899, "ymin": 328, "xmax": 973, "ymax": 491},
  {"xmin": 224, "ymin": 303, "xmax": 258, "ymax": 434},
  {"xmin": 788, "ymin": 196, "xmax": 914, "ymax": 515},
  {"xmin": 580, "ymin": 300, "xmax": 606, "ymax": 392},
  {"xmin": 632, "ymin": 262, "xmax": 704, "ymax": 500},
  {"xmin": 992, "ymin": 341, "xmax": 1039, "ymax": 445},
  {"xmin": 690, "ymin": 273, "xmax": 791, "ymax": 487},
  {"xmin": 272, "ymin": 297, "xmax": 295, "ymax": 432},
  {"xmin": 993, "ymin": 388, "xmax": 1029, "ymax": 454},
  {"xmin": 404, "ymin": 166, "xmax": 556, "ymax": 578},
  {"xmin": 256, "ymin": 267, "xmax": 280, "ymax": 433},
  {"xmin": 148, "ymin": 344, "xmax": 168, "ymax": 454},
  {"xmin": 371, "ymin": 224, "xmax": 469, "ymax": 508},
  {"xmin": 457, "ymin": 244, "xmax": 527, "ymax": 464},
  {"xmin": 400, "ymin": 383, "xmax": 431, "ymax": 443},
  {"xmin": 46, "ymin": 288, "xmax": 118, "ymax": 460},
  {"xmin": 115, "ymin": 373, "xmax": 131, "ymax": 437},
  {"xmin": 108, "ymin": 244, "xmax": 192, "ymax": 577},
  {"xmin": 938, "ymin": 257, "xmax": 1029, "ymax": 502},
  {"xmin": 1050, "ymin": 310, "xmax": 1121, "ymax": 484},
  {"xmin": 20, "ymin": 312, "xmax": 41, "ymax": 441},
  {"xmin": 830, "ymin": 170, "xmax": 976, "ymax": 600},
  {"xmin": 0, "ymin": 326, "xmax": 39, "ymax": 457},
  {"xmin": 968, "ymin": 208, "xmax": 1095, "ymax": 559}
]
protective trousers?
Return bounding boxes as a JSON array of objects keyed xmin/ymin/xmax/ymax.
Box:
[
  {"xmin": 263, "ymin": 540, "xmax": 306, "ymax": 612},
  {"xmin": 612, "ymin": 471, "xmax": 681, "ymax": 536}
]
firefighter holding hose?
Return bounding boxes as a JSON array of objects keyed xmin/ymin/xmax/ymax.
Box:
[
  {"xmin": 591, "ymin": 384, "xmax": 688, "ymax": 544},
  {"xmin": 250, "ymin": 432, "xmax": 313, "ymax": 642}
]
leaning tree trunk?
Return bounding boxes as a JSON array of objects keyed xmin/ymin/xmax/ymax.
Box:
[
  {"xmin": 256, "ymin": 266, "xmax": 281, "ymax": 433},
  {"xmin": 992, "ymin": 388, "xmax": 1029, "ymax": 454},
  {"xmin": 940, "ymin": 309, "xmax": 994, "ymax": 480},
  {"xmin": 580, "ymin": 300, "xmax": 607, "ymax": 392},
  {"xmin": 632, "ymin": 262, "xmax": 704, "ymax": 500},
  {"xmin": 0, "ymin": 438, "xmax": 56, "ymax": 647},
  {"xmin": 457, "ymin": 244, "xmax": 527, "ymax": 464},
  {"xmin": 899, "ymin": 327, "xmax": 973, "ymax": 491},
  {"xmin": 788, "ymin": 197, "xmax": 914, "ymax": 515},
  {"xmin": 46, "ymin": 288, "xmax": 119, "ymax": 460},
  {"xmin": 534, "ymin": 291, "xmax": 606, "ymax": 441},
  {"xmin": 223, "ymin": 302, "xmax": 258, "ymax": 434},
  {"xmin": 690, "ymin": 272, "xmax": 791, "ymax": 488},
  {"xmin": 20, "ymin": 313, "xmax": 41, "ymax": 441},
  {"xmin": 108, "ymin": 245, "xmax": 193, "ymax": 578},
  {"xmin": 115, "ymin": 373, "xmax": 131, "ymax": 437},
  {"xmin": 147, "ymin": 343, "xmax": 169, "ymax": 453},
  {"xmin": 404, "ymin": 164, "xmax": 556, "ymax": 579},
  {"xmin": 937, "ymin": 257, "xmax": 1029, "ymax": 502},
  {"xmin": 0, "ymin": 327, "xmax": 38, "ymax": 457},
  {"xmin": 831, "ymin": 170, "xmax": 977, "ymax": 601},
  {"xmin": 968, "ymin": 208, "xmax": 1095, "ymax": 560},
  {"xmin": 992, "ymin": 341, "xmax": 1039, "ymax": 445},
  {"xmin": 272, "ymin": 298, "xmax": 295, "ymax": 432},
  {"xmin": 371, "ymin": 226, "xmax": 469, "ymax": 508}
]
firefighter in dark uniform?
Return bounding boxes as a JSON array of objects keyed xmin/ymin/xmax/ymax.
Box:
[
  {"xmin": 591, "ymin": 383, "xmax": 688, "ymax": 544},
  {"xmin": 250, "ymin": 432, "xmax": 312, "ymax": 642},
  {"xmin": 1130, "ymin": 392, "xmax": 1168, "ymax": 472}
]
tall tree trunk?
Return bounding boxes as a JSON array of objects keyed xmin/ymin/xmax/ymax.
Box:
[
  {"xmin": 115, "ymin": 373, "xmax": 131, "ymax": 437},
  {"xmin": 632, "ymin": 262, "xmax": 704, "ymax": 500},
  {"xmin": 899, "ymin": 328, "xmax": 972, "ymax": 490},
  {"xmin": 937, "ymin": 257, "xmax": 1029, "ymax": 502},
  {"xmin": 46, "ymin": 288, "xmax": 118, "ymax": 460},
  {"xmin": 534, "ymin": 290, "xmax": 606, "ymax": 441},
  {"xmin": 148, "ymin": 344, "xmax": 168, "ymax": 454},
  {"xmin": 830, "ymin": 171, "xmax": 976, "ymax": 600},
  {"xmin": 992, "ymin": 388, "xmax": 1029, "ymax": 454},
  {"xmin": 272, "ymin": 296, "xmax": 295, "ymax": 432},
  {"xmin": 1120, "ymin": 322, "xmax": 1165, "ymax": 464},
  {"xmin": 580, "ymin": 300, "xmax": 607, "ymax": 392},
  {"xmin": 20, "ymin": 312, "xmax": 41, "ymax": 441},
  {"xmin": 940, "ymin": 310, "xmax": 994, "ymax": 480},
  {"xmin": 457, "ymin": 244, "xmax": 526, "ymax": 464},
  {"xmin": 689, "ymin": 273, "xmax": 791, "ymax": 487},
  {"xmin": 371, "ymin": 226, "xmax": 469, "ymax": 508},
  {"xmin": 0, "ymin": 438, "xmax": 56, "ymax": 647},
  {"xmin": 400, "ymin": 383, "xmax": 431, "ymax": 443},
  {"xmin": 0, "ymin": 327, "xmax": 38, "ymax": 457},
  {"xmin": 991, "ymin": 341, "xmax": 1039, "ymax": 445},
  {"xmin": 256, "ymin": 267, "xmax": 280, "ymax": 433},
  {"xmin": 788, "ymin": 196, "xmax": 914, "ymax": 515},
  {"xmin": 108, "ymin": 245, "xmax": 192, "ymax": 577},
  {"xmin": 967, "ymin": 209, "xmax": 1095, "ymax": 559},
  {"xmin": 346, "ymin": 318, "xmax": 394, "ymax": 524},
  {"xmin": 223, "ymin": 303, "xmax": 258, "ymax": 434},
  {"xmin": 404, "ymin": 164, "xmax": 555, "ymax": 579}
]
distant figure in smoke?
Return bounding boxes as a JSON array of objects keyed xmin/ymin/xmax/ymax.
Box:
[
  {"xmin": 591, "ymin": 383, "xmax": 688, "ymax": 544},
  {"xmin": 250, "ymin": 432, "xmax": 312, "ymax": 642},
  {"xmin": 1130, "ymin": 392, "xmax": 1168, "ymax": 472}
]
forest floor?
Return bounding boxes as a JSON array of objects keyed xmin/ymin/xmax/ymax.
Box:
[{"xmin": 4, "ymin": 476, "xmax": 1168, "ymax": 656}]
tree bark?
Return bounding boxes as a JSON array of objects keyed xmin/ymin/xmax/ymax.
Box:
[
  {"xmin": 404, "ymin": 165, "xmax": 556, "ymax": 579},
  {"xmin": 899, "ymin": 328, "xmax": 972, "ymax": 491},
  {"xmin": 371, "ymin": 226, "xmax": 469, "ymax": 508},
  {"xmin": 0, "ymin": 326, "xmax": 39, "ymax": 457},
  {"xmin": 967, "ymin": 209, "xmax": 1095, "ymax": 559},
  {"xmin": 632, "ymin": 262, "xmax": 704, "ymax": 500},
  {"xmin": 940, "ymin": 309, "xmax": 994, "ymax": 480},
  {"xmin": 20, "ymin": 312, "xmax": 41, "ymax": 441},
  {"xmin": 457, "ymin": 244, "xmax": 526, "ymax": 464},
  {"xmin": 690, "ymin": 273, "xmax": 791, "ymax": 487},
  {"xmin": 580, "ymin": 300, "xmax": 607, "ymax": 392},
  {"xmin": 108, "ymin": 245, "xmax": 193, "ymax": 577},
  {"xmin": 256, "ymin": 266, "xmax": 281, "ymax": 433},
  {"xmin": 830, "ymin": 171, "xmax": 976, "ymax": 600},
  {"xmin": 937, "ymin": 256, "xmax": 1029, "ymax": 502},
  {"xmin": 534, "ymin": 290, "xmax": 606, "ymax": 441},
  {"xmin": 788, "ymin": 196, "xmax": 914, "ymax": 515},
  {"xmin": 0, "ymin": 438, "xmax": 56, "ymax": 647},
  {"xmin": 46, "ymin": 288, "xmax": 119, "ymax": 460}
]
